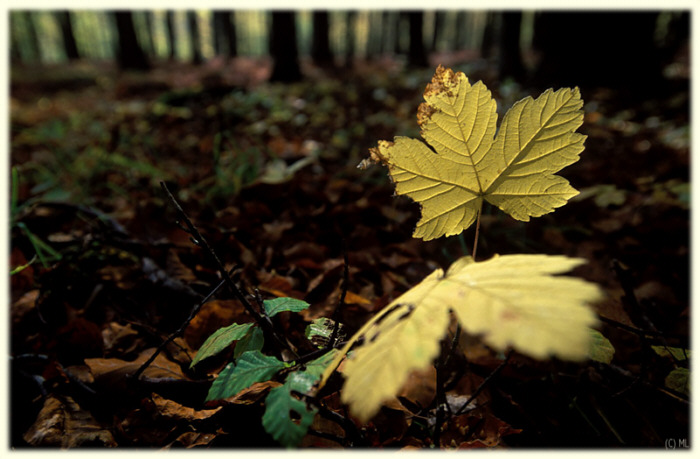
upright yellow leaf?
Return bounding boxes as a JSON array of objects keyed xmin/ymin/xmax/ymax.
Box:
[
  {"xmin": 317, "ymin": 254, "xmax": 602, "ymax": 423},
  {"xmin": 368, "ymin": 66, "xmax": 586, "ymax": 240}
]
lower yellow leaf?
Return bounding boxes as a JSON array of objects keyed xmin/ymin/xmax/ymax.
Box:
[{"xmin": 318, "ymin": 254, "xmax": 602, "ymax": 423}]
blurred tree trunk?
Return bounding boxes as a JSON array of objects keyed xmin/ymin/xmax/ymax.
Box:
[
  {"xmin": 532, "ymin": 12, "xmax": 662, "ymax": 94},
  {"xmin": 223, "ymin": 12, "xmax": 237, "ymax": 58},
  {"xmin": 10, "ymin": 18, "xmax": 22, "ymax": 63},
  {"xmin": 56, "ymin": 11, "xmax": 80, "ymax": 61},
  {"xmin": 431, "ymin": 11, "xmax": 446, "ymax": 53},
  {"xmin": 141, "ymin": 12, "xmax": 156, "ymax": 57},
  {"xmin": 112, "ymin": 11, "xmax": 150, "ymax": 71},
  {"xmin": 453, "ymin": 11, "xmax": 468, "ymax": 51},
  {"xmin": 269, "ymin": 11, "xmax": 302, "ymax": 82},
  {"xmin": 366, "ymin": 12, "xmax": 382, "ymax": 58},
  {"xmin": 480, "ymin": 12, "xmax": 498, "ymax": 59},
  {"xmin": 344, "ymin": 11, "xmax": 357, "ymax": 68},
  {"xmin": 187, "ymin": 11, "xmax": 203, "ymax": 65},
  {"xmin": 407, "ymin": 11, "xmax": 428, "ymax": 67},
  {"xmin": 213, "ymin": 11, "xmax": 237, "ymax": 58},
  {"xmin": 394, "ymin": 12, "xmax": 404, "ymax": 54},
  {"xmin": 165, "ymin": 11, "xmax": 176, "ymax": 60},
  {"xmin": 499, "ymin": 11, "xmax": 524, "ymax": 80},
  {"xmin": 380, "ymin": 11, "xmax": 392, "ymax": 54},
  {"xmin": 311, "ymin": 11, "xmax": 333, "ymax": 67},
  {"xmin": 212, "ymin": 12, "xmax": 223, "ymax": 55},
  {"xmin": 21, "ymin": 12, "xmax": 42, "ymax": 62}
]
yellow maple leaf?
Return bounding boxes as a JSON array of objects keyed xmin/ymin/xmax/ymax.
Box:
[
  {"xmin": 368, "ymin": 65, "xmax": 586, "ymax": 240},
  {"xmin": 318, "ymin": 254, "xmax": 602, "ymax": 423}
]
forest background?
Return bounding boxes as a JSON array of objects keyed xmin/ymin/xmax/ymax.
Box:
[{"xmin": 3, "ymin": 1, "xmax": 695, "ymax": 449}]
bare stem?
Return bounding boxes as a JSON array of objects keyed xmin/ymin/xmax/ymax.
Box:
[{"xmin": 472, "ymin": 204, "xmax": 483, "ymax": 260}]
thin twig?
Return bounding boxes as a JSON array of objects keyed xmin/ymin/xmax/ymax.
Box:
[
  {"xmin": 455, "ymin": 351, "xmax": 512, "ymax": 416},
  {"xmin": 160, "ymin": 182, "xmax": 295, "ymax": 359},
  {"xmin": 315, "ymin": 401, "xmax": 367, "ymax": 446},
  {"xmin": 432, "ymin": 324, "xmax": 461, "ymax": 447},
  {"xmin": 326, "ymin": 241, "xmax": 349, "ymax": 350},
  {"xmin": 130, "ymin": 277, "xmax": 228, "ymax": 381}
]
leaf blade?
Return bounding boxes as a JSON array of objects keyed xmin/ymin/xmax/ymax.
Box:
[
  {"xmin": 318, "ymin": 254, "xmax": 602, "ymax": 422},
  {"xmin": 190, "ymin": 323, "xmax": 254, "ymax": 368},
  {"xmin": 368, "ymin": 66, "xmax": 586, "ymax": 240},
  {"xmin": 263, "ymin": 297, "xmax": 310, "ymax": 317},
  {"xmin": 262, "ymin": 372, "xmax": 317, "ymax": 448},
  {"xmin": 205, "ymin": 350, "xmax": 285, "ymax": 402}
]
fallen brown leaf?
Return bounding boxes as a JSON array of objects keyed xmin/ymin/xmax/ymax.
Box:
[{"xmin": 23, "ymin": 394, "xmax": 117, "ymax": 447}]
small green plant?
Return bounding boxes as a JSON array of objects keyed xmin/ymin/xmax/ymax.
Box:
[
  {"xmin": 10, "ymin": 167, "xmax": 62, "ymax": 271},
  {"xmin": 188, "ymin": 297, "xmax": 339, "ymax": 447}
]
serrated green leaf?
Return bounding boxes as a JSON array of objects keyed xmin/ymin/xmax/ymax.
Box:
[
  {"xmin": 664, "ymin": 367, "xmax": 689, "ymax": 396},
  {"xmin": 319, "ymin": 254, "xmax": 602, "ymax": 422},
  {"xmin": 233, "ymin": 326, "xmax": 264, "ymax": 359},
  {"xmin": 368, "ymin": 65, "xmax": 585, "ymax": 240},
  {"xmin": 589, "ymin": 329, "xmax": 615, "ymax": 364},
  {"xmin": 651, "ymin": 346, "xmax": 691, "ymax": 361},
  {"xmin": 262, "ymin": 372, "xmax": 317, "ymax": 448},
  {"xmin": 190, "ymin": 323, "xmax": 254, "ymax": 368},
  {"xmin": 206, "ymin": 350, "xmax": 285, "ymax": 401},
  {"xmin": 264, "ymin": 297, "xmax": 310, "ymax": 317}
]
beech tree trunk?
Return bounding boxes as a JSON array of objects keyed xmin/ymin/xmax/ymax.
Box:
[
  {"xmin": 187, "ymin": 11, "xmax": 202, "ymax": 65},
  {"xmin": 407, "ymin": 11, "xmax": 428, "ymax": 68},
  {"xmin": 56, "ymin": 11, "xmax": 80, "ymax": 61},
  {"xmin": 311, "ymin": 11, "xmax": 333, "ymax": 67},
  {"xmin": 112, "ymin": 11, "xmax": 149, "ymax": 71},
  {"xmin": 269, "ymin": 11, "xmax": 302, "ymax": 82},
  {"xmin": 165, "ymin": 11, "xmax": 176, "ymax": 60},
  {"xmin": 213, "ymin": 12, "xmax": 237, "ymax": 58},
  {"xmin": 499, "ymin": 11, "xmax": 525, "ymax": 80},
  {"xmin": 344, "ymin": 11, "xmax": 357, "ymax": 68}
]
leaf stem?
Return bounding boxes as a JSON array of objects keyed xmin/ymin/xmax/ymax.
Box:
[{"xmin": 472, "ymin": 203, "xmax": 482, "ymax": 260}]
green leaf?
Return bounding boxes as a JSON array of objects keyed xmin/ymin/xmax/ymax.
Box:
[
  {"xmin": 664, "ymin": 367, "xmax": 689, "ymax": 396},
  {"xmin": 305, "ymin": 318, "xmax": 345, "ymax": 348},
  {"xmin": 262, "ymin": 372, "xmax": 317, "ymax": 448},
  {"xmin": 206, "ymin": 351, "xmax": 285, "ymax": 401},
  {"xmin": 588, "ymin": 329, "xmax": 615, "ymax": 364},
  {"xmin": 190, "ymin": 323, "xmax": 254, "ymax": 368},
  {"xmin": 367, "ymin": 65, "xmax": 585, "ymax": 240},
  {"xmin": 233, "ymin": 325, "xmax": 265, "ymax": 359},
  {"xmin": 302, "ymin": 349, "xmax": 339, "ymax": 379},
  {"xmin": 651, "ymin": 346, "xmax": 691, "ymax": 361},
  {"xmin": 263, "ymin": 297, "xmax": 310, "ymax": 317}
]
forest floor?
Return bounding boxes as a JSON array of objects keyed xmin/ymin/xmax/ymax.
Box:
[{"xmin": 9, "ymin": 55, "xmax": 690, "ymax": 448}]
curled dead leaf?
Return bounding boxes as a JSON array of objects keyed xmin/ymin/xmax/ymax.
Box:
[{"xmin": 23, "ymin": 395, "xmax": 117, "ymax": 447}]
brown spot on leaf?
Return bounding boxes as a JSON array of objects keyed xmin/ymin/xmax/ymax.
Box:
[
  {"xmin": 369, "ymin": 140, "xmax": 394, "ymax": 164},
  {"xmin": 417, "ymin": 102, "xmax": 437, "ymax": 127},
  {"xmin": 423, "ymin": 64, "xmax": 460, "ymax": 100}
]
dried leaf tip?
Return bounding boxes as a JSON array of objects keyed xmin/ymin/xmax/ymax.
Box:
[{"xmin": 423, "ymin": 64, "xmax": 461, "ymax": 99}]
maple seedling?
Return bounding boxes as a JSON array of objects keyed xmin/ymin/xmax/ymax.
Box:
[
  {"xmin": 320, "ymin": 65, "xmax": 604, "ymax": 423},
  {"xmin": 364, "ymin": 65, "xmax": 585, "ymax": 242}
]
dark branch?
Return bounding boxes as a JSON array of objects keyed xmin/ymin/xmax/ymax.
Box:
[
  {"xmin": 159, "ymin": 181, "xmax": 296, "ymax": 359},
  {"xmin": 326, "ymin": 240, "xmax": 349, "ymax": 350},
  {"xmin": 130, "ymin": 276, "xmax": 228, "ymax": 381}
]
